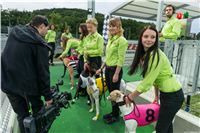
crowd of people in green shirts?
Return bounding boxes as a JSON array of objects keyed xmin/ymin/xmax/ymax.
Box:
[{"xmin": 45, "ymin": 4, "xmax": 184, "ymax": 132}]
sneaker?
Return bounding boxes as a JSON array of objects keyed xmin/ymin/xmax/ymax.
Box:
[
  {"xmin": 103, "ymin": 113, "xmax": 113, "ymax": 120},
  {"xmin": 104, "ymin": 116, "xmax": 119, "ymax": 124}
]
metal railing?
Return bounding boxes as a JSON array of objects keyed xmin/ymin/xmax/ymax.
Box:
[{"xmin": 172, "ymin": 40, "xmax": 200, "ymax": 94}]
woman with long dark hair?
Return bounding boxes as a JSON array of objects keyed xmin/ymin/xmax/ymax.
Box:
[
  {"xmin": 126, "ymin": 25, "xmax": 184, "ymax": 133},
  {"xmin": 58, "ymin": 23, "xmax": 89, "ymax": 90},
  {"xmin": 76, "ymin": 23, "xmax": 89, "ymax": 76}
]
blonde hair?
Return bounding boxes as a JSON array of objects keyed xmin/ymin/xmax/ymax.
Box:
[
  {"xmin": 108, "ymin": 17, "xmax": 124, "ymax": 36},
  {"xmin": 86, "ymin": 18, "xmax": 98, "ymax": 27}
]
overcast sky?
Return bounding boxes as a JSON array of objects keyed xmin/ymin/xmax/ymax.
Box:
[{"xmin": 1, "ymin": 0, "xmax": 200, "ymax": 33}]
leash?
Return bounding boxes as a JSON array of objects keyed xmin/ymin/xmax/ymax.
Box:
[
  {"xmin": 125, "ymin": 95, "xmax": 141, "ymax": 118},
  {"xmin": 116, "ymin": 95, "xmax": 141, "ymax": 118},
  {"xmin": 99, "ymin": 68, "xmax": 107, "ymax": 107}
]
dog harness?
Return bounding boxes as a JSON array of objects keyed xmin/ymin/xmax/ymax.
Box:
[{"xmin": 123, "ymin": 103, "xmax": 160, "ymax": 126}]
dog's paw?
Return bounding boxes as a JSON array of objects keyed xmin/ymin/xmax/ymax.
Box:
[
  {"xmin": 89, "ymin": 108, "xmax": 94, "ymax": 112},
  {"xmin": 92, "ymin": 115, "xmax": 99, "ymax": 121},
  {"xmin": 70, "ymin": 87, "xmax": 74, "ymax": 90}
]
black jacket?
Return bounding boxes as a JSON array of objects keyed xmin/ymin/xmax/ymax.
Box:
[{"xmin": 1, "ymin": 25, "xmax": 52, "ymax": 101}]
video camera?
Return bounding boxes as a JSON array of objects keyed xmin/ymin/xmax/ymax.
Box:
[{"xmin": 23, "ymin": 80, "xmax": 72, "ymax": 133}]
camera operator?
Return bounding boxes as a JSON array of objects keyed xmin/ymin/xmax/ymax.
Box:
[{"xmin": 1, "ymin": 15, "xmax": 53, "ymax": 133}]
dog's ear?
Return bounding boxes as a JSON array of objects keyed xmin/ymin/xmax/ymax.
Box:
[
  {"xmin": 115, "ymin": 92, "xmax": 121, "ymax": 98},
  {"xmin": 88, "ymin": 78, "xmax": 94, "ymax": 85},
  {"xmin": 107, "ymin": 95, "xmax": 111, "ymax": 100}
]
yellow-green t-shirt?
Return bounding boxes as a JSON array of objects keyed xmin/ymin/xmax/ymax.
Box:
[
  {"xmin": 105, "ymin": 35, "xmax": 128, "ymax": 67},
  {"xmin": 136, "ymin": 49, "xmax": 182, "ymax": 93},
  {"xmin": 160, "ymin": 16, "xmax": 182, "ymax": 42},
  {"xmin": 83, "ymin": 32, "xmax": 104, "ymax": 58},
  {"xmin": 61, "ymin": 39, "xmax": 80, "ymax": 56},
  {"xmin": 45, "ymin": 30, "xmax": 56, "ymax": 43}
]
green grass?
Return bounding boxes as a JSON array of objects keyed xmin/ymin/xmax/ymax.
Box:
[
  {"xmin": 122, "ymin": 66, "xmax": 142, "ymax": 82},
  {"xmin": 182, "ymin": 94, "xmax": 200, "ymax": 117},
  {"xmin": 48, "ymin": 64, "xmax": 154, "ymax": 133}
]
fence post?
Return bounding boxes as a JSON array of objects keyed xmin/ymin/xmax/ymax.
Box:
[{"xmin": 192, "ymin": 42, "xmax": 200, "ymax": 93}]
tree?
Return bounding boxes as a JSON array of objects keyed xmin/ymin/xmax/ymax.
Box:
[
  {"xmin": 197, "ymin": 32, "xmax": 200, "ymax": 40},
  {"xmin": 1, "ymin": 8, "xmax": 153, "ymax": 40}
]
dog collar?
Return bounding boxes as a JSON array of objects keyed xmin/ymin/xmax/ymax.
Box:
[
  {"xmin": 117, "ymin": 101, "xmax": 126, "ymax": 106},
  {"xmin": 117, "ymin": 95, "xmax": 127, "ymax": 106}
]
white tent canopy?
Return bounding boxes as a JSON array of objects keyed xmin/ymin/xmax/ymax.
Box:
[{"xmin": 109, "ymin": 0, "xmax": 200, "ymax": 21}]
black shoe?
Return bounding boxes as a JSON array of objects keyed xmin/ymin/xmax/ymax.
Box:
[
  {"xmin": 104, "ymin": 116, "xmax": 119, "ymax": 124},
  {"xmin": 49, "ymin": 62, "xmax": 54, "ymax": 66},
  {"xmin": 103, "ymin": 113, "xmax": 113, "ymax": 120},
  {"xmin": 74, "ymin": 74, "xmax": 79, "ymax": 78}
]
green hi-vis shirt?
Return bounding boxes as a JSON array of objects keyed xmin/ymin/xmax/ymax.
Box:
[
  {"xmin": 83, "ymin": 32, "xmax": 104, "ymax": 57},
  {"xmin": 61, "ymin": 32, "xmax": 73, "ymax": 39},
  {"xmin": 136, "ymin": 49, "xmax": 182, "ymax": 93},
  {"xmin": 160, "ymin": 16, "xmax": 182, "ymax": 42},
  {"xmin": 105, "ymin": 35, "xmax": 128, "ymax": 67},
  {"xmin": 61, "ymin": 39, "xmax": 80, "ymax": 57},
  {"xmin": 76, "ymin": 37, "xmax": 87, "ymax": 55},
  {"xmin": 60, "ymin": 32, "xmax": 73, "ymax": 47},
  {"xmin": 45, "ymin": 30, "xmax": 56, "ymax": 43}
]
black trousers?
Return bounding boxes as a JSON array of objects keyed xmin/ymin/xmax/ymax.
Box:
[
  {"xmin": 156, "ymin": 89, "xmax": 184, "ymax": 133},
  {"xmin": 6, "ymin": 93, "xmax": 43, "ymax": 133},
  {"xmin": 105, "ymin": 66, "xmax": 123, "ymax": 117},
  {"xmin": 48, "ymin": 42, "xmax": 55, "ymax": 63},
  {"xmin": 77, "ymin": 55, "xmax": 84, "ymax": 75}
]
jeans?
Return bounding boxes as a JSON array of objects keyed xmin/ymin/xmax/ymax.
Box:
[{"xmin": 156, "ymin": 89, "xmax": 184, "ymax": 133}]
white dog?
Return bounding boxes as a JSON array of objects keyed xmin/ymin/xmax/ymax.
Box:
[
  {"xmin": 86, "ymin": 76, "xmax": 100, "ymax": 121},
  {"xmin": 108, "ymin": 90, "xmax": 138, "ymax": 133},
  {"xmin": 107, "ymin": 90, "xmax": 160, "ymax": 133},
  {"xmin": 87, "ymin": 76, "xmax": 127, "ymax": 121}
]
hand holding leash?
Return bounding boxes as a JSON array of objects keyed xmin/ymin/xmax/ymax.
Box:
[
  {"xmin": 125, "ymin": 94, "xmax": 133, "ymax": 107},
  {"xmin": 152, "ymin": 96, "xmax": 159, "ymax": 104},
  {"xmin": 84, "ymin": 62, "xmax": 89, "ymax": 71},
  {"xmin": 57, "ymin": 55, "xmax": 64, "ymax": 60},
  {"xmin": 96, "ymin": 69, "xmax": 101, "ymax": 75}
]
